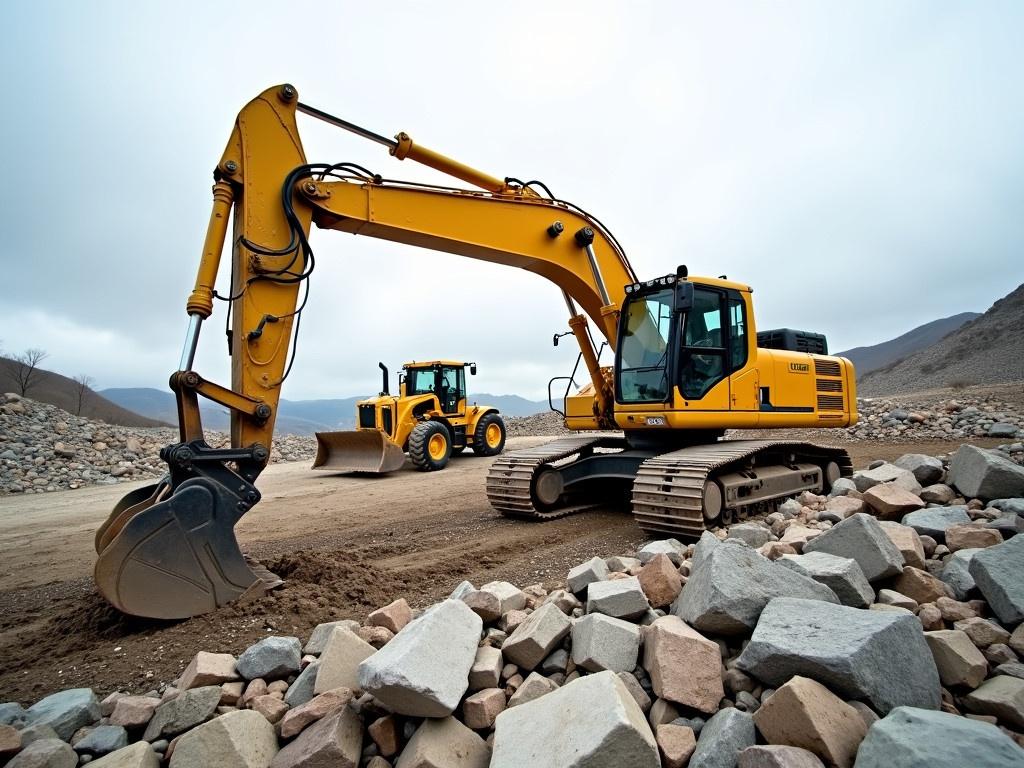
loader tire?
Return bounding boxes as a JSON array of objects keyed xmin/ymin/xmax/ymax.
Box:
[
  {"xmin": 409, "ymin": 421, "xmax": 451, "ymax": 471},
  {"xmin": 472, "ymin": 412, "xmax": 506, "ymax": 457}
]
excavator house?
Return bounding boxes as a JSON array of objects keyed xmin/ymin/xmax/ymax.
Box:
[{"xmin": 94, "ymin": 85, "xmax": 857, "ymax": 619}]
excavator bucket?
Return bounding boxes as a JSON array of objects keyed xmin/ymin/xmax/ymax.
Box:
[
  {"xmin": 94, "ymin": 478, "xmax": 281, "ymax": 619},
  {"xmin": 312, "ymin": 430, "xmax": 407, "ymax": 474}
]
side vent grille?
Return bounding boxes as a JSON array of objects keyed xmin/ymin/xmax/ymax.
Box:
[
  {"xmin": 815, "ymin": 360, "xmax": 842, "ymax": 377},
  {"xmin": 816, "ymin": 379, "xmax": 843, "ymax": 392},
  {"xmin": 817, "ymin": 395, "xmax": 845, "ymax": 411},
  {"xmin": 381, "ymin": 406, "xmax": 393, "ymax": 436},
  {"xmin": 358, "ymin": 404, "xmax": 376, "ymax": 429}
]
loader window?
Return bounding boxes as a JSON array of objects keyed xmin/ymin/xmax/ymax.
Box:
[
  {"xmin": 408, "ymin": 368, "xmax": 436, "ymax": 396},
  {"xmin": 439, "ymin": 366, "xmax": 464, "ymax": 414},
  {"xmin": 679, "ymin": 288, "xmax": 727, "ymax": 399},
  {"xmin": 617, "ymin": 289, "xmax": 673, "ymax": 403}
]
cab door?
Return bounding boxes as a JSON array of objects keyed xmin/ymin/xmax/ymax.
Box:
[
  {"xmin": 727, "ymin": 292, "xmax": 759, "ymax": 412},
  {"xmin": 439, "ymin": 366, "xmax": 465, "ymax": 415},
  {"xmin": 675, "ymin": 287, "xmax": 731, "ymax": 412}
]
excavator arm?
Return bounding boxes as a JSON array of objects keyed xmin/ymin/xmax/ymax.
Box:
[{"xmin": 95, "ymin": 84, "xmax": 638, "ymax": 618}]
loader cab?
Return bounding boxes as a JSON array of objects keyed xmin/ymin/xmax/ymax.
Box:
[
  {"xmin": 402, "ymin": 361, "xmax": 468, "ymax": 415},
  {"xmin": 615, "ymin": 275, "xmax": 750, "ymax": 406}
]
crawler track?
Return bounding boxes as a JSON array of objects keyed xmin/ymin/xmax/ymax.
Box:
[{"xmin": 632, "ymin": 440, "xmax": 852, "ymax": 538}]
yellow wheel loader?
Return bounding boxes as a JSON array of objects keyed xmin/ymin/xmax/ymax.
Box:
[
  {"xmin": 95, "ymin": 85, "xmax": 859, "ymax": 619},
  {"xmin": 311, "ymin": 360, "xmax": 506, "ymax": 473}
]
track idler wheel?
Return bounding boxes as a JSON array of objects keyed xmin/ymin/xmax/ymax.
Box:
[{"xmin": 94, "ymin": 478, "xmax": 274, "ymax": 620}]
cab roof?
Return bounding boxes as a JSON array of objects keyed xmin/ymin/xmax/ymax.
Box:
[{"xmin": 402, "ymin": 360, "xmax": 467, "ymax": 368}]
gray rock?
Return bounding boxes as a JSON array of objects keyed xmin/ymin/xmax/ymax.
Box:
[
  {"xmin": 358, "ymin": 599, "xmax": 481, "ymax": 717},
  {"xmin": 6, "ymin": 738, "xmax": 77, "ymax": 768},
  {"xmin": 567, "ymin": 556, "xmax": 609, "ymax": 594},
  {"xmin": 25, "ymin": 688, "xmax": 101, "ymax": 741},
  {"xmin": 606, "ymin": 555, "xmax": 642, "ymax": 572},
  {"xmin": 675, "ymin": 539, "xmax": 838, "ymax": 635},
  {"xmin": 778, "ymin": 499, "xmax": 802, "ymax": 519},
  {"xmin": 939, "ymin": 547, "xmax": 981, "ymax": 600},
  {"xmin": 995, "ymin": 662, "xmax": 1024, "ymax": 681},
  {"xmin": 853, "ymin": 464, "xmax": 920, "ymax": 494},
  {"xmin": 920, "ymin": 484, "xmax": 956, "ymax": 505},
  {"xmin": 987, "ymin": 513, "xmax": 1024, "ymax": 537},
  {"xmin": 586, "ymin": 576, "xmax": 650, "ymax": 620},
  {"xmin": 284, "ymin": 660, "xmax": 319, "ymax": 707},
  {"xmin": 236, "ymin": 636, "xmax": 301, "ymax": 680},
  {"xmin": 0, "ymin": 702, "xmax": 27, "ymax": 727},
  {"xmin": 970, "ymin": 535, "xmax": 1024, "ymax": 625},
  {"xmin": 88, "ymin": 742, "xmax": 160, "ymax": 768},
  {"xmin": 17, "ymin": 724, "xmax": 59, "ymax": 747},
  {"xmin": 502, "ymin": 602, "xmax": 572, "ymax": 670},
  {"xmin": 171, "ymin": 709, "xmax": 279, "ymax": 768},
  {"xmin": 853, "ymin": 705, "xmax": 1024, "ymax": 767},
  {"xmin": 961, "ymin": 675, "xmax": 1024, "ymax": 729},
  {"xmin": 727, "ymin": 524, "xmax": 772, "ymax": 549},
  {"xmin": 901, "ymin": 507, "xmax": 972, "ymax": 540},
  {"xmin": 142, "ymin": 686, "xmax": 221, "ymax": 741},
  {"xmin": 690, "ymin": 708, "xmax": 756, "ymax": 768},
  {"xmin": 74, "ymin": 725, "xmax": 128, "ymax": 756},
  {"xmin": 490, "ymin": 671, "xmax": 659, "ymax": 768},
  {"xmin": 989, "ymin": 423, "xmax": 1020, "ymax": 438},
  {"xmin": 540, "ymin": 648, "xmax": 569, "ymax": 675},
  {"xmin": 638, "ymin": 539, "xmax": 686, "ymax": 566},
  {"xmin": 448, "ymin": 580, "xmax": 476, "ymax": 600},
  {"xmin": 571, "ymin": 613, "xmax": 641, "ymax": 673},
  {"xmin": 778, "ymin": 551, "xmax": 875, "ymax": 608},
  {"xmin": 470, "ymin": 645, "xmax": 504, "ymax": 690},
  {"xmin": 894, "ymin": 454, "xmax": 944, "ymax": 486},
  {"xmin": 990, "ymin": 498, "xmax": 1024, "ymax": 517},
  {"xmin": 949, "ymin": 444, "xmax": 1024, "ymax": 501},
  {"xmin": 828, "ymin": 478, "xmax": 858, "ymax": 498},
  {"xmin": 736, "ymin": 597, "xmax": 941, "ymax": 714},
  {"xmin": 739, "ymin": 746, "xmax": 825, "ymax": 768},
  {"xmin": 304, "ymin": 620, "xmax": 359, "ymax": 655},
  {"xmin": 802, "ymin": 513, "xmax": 904, "ymax": 582}
]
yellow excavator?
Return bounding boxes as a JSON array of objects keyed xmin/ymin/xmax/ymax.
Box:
[
  {"xmin": 312, "ymin": 359, "xmax": 506, "ymax": 473},
  {"xmin": 94, "ymin": 85, "xmax": 857, "ymax": 619}
]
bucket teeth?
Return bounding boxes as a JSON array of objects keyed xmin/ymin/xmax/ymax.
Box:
[{"xmin": 312, "ymin": 430, "xmax": 406, "ymax": 474}]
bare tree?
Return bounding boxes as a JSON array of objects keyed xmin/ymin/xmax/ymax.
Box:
[
  {"xmin": 12, "ymin": 348, "xmax": 48, "ymax": 397},
  {"xmin": 73, "ymin": 374, "xmax": 95, "ymax": 416}
]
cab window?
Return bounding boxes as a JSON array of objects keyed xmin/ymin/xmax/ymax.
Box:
[
  {"xmin": 729, "ymin": 295, "xmax": 748, "ymax": 372},
  {"xmin": 678, "ymin": 288, "xmax": 726, "ymax": 399},
  {"xmin": 407, "ymin": 368, "xmax": 436, "ymax": 396},
  {"xmin": 439, "ymin": 366, "xmax": 464, "ymax": 413}
]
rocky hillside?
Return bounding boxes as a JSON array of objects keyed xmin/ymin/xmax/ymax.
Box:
[
  {"xmin": 2, "ymin": 445, "xmax": 1024, "ymax": 766},
  {"xmin": 859, "ymin": 283, "xmax": 1024, "ymax": 395},
  {"xmin": 838, "ymin": 311, "xmax": 980, "ymax": 377},
  {"xmin": 0, "ymin": 358, "xmax": 165, "ymax": 428}
]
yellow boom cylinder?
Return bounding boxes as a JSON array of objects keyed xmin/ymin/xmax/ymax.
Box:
[{"xmin": 186, "ymin": 180, "xmax": 235, "ymax": 318}]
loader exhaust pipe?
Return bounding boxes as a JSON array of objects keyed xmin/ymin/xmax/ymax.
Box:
[{"xmin": 379, "ymin": 362, "xmax": 389, "ymax": 395}]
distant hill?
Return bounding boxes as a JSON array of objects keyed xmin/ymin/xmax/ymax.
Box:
[
  {"xmin": 838, "ymin": 311, "xmax": 980, "ymax": 377},
  {"xmin": 101, "ymin": 388, "xmax": 550, "ymax": 436},
  {"xmin": 859, "ymin": 283, "xmax": 1024, "ymax": 395},
  {"xmin": 0, "ymin": 358, "xmax": 166, "ymax": 427}
]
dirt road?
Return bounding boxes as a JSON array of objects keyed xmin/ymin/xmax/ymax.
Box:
[{"xmin": 0, "ymin": 435, "xmax": 1002, "ymax": 703}]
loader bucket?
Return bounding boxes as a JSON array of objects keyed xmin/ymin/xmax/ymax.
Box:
[
  {"xmin": 94, "ymin": 478, "xmax": 280, "ymax": 619},
  {"xmin": 312, "ymin": 430, "xmax": 407, "ymax": 474}
]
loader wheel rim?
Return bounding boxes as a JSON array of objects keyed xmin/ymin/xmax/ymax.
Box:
[
  {"xmin": 485, "ymin": 423, "xmax": 502, "ymax": 448},
  {"xmin": 428, "ymin": 433, "xmax": 447, "ymax": 461}
]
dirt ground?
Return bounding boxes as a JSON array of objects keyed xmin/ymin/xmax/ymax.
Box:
[{"xmin": 0, "ymin": 435, "xmax": 1007, "ymax": 704}]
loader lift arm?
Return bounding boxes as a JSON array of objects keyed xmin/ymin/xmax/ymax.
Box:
[{"xmin": 95, "ymin": 84, "xmax": 639, "ymax": 619}]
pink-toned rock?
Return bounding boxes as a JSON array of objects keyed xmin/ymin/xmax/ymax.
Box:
[
  {"xmin": 251, "ymin": 694, "xmax": 289, "ymax": 724},
  {"xmin": 917, "ymin": 603, "xmax": 944, "ymax": 631},
  {"xmin": 279, "ymin": 687, "xmax": 354, "ymax": 739},
  {"xmin": 0, "ymin": 725, "xmax": 21, "ymax": 757},
  {"xmin": 178, "ymin": 651, "xmax": 239, "ymax": 690},
  {"xmin": 760, "ymin": 542, "xmax": 799, "ymax": 560},
  {"xmin": 781, "ymin": 526, "xmax": 822, "ymax": 551},
  {"xmin": 825, "ymin": 496, "xmax": 866, "ymax": 519},
  {"xmin": 753, "ymin": 676, "xmax": 867, "ymax": 768},
  {"xmin": 863, "ymin": 485, "xmax": 924, "ymax": 520},
  {"xmin": 367, "ymin": 714, "xmax": 400, "ymax": 757},
  {"xmin": 642, "ymin": 616, "xmax": 723, "ymax": 714},
  {"xmin": 240, "ymin": 678, "xmax": 268, "ymax": 708},
  {"xmin": 936, "ymin": 596, "xmax": 978, "ymax": 622},
  {"xmin": 655, "ymin": 723, "xmax": 696, "ymax": 768},
  {"xmin": 878, "ymin": 522, "xmax": 926, "ymax": 569},
  {"xmin": 462, "ymin": 590, "xmax": 502, "ymax": 622},
  {"xmin": 463, "ymin": 687, "xmax": 506, "ymax": 729},
  {"xmin": 498, "ymin": 610, "xmax": 530, "ymax": 633},
  {"xmin": 109, "ymin": 695, "xmax": 162, "ymax": 728},
  {"xmin": 925, "ymin": 630, "xmax": 989, "ymax": 689},
  {"xmin": 355, "ymin": 625, "xmax": 394, "ymax": 649},
  {"xmin": 946, "ymin": 524, "xmax": 1004, "ymax": 552},
  {"xmin": 220, "ymin": 681, "xmax": 245, "ymax": 706},
  {"xmin": 638, "ymin": 554, "xmax": 683, "ymax": 608},
  {"xmin": 100, "ymin": 691, "xmax": 123, "ymax": 717},
  {"xmin": 954, "ymin": 617, "xmax": 1011, "ymax": 648},
  {"xmin": 894, "ymin": 567, "xmax": 950, "ymax": 605},
  {"xmin": 315, "ymin": 628, "xmax": 376, "ymax": 694},
  {"xmin": 367, "ymin": 599, "xmax": 413, "ymax": 634},
  {"xmin": 267, "ymin": 680, "xmax": 289, "ymax": 695}
]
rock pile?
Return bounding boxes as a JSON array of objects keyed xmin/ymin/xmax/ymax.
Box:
[
  {"xmin": 3, "ymin": 444, "xmax": 1024, "ymax": 766},
  {"xmin": 0, "ymin": 393, "xmax": 315, "ymax": 495}
]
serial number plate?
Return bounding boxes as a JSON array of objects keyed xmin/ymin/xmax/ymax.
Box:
[{"xmin": 646, "ymin": 417, "xmax": 667, "ymax": 426}]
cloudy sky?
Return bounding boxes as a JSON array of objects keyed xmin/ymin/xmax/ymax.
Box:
[{"xmin": 1, "ymin": 2, "xmax": 1021, "ymax": 400}]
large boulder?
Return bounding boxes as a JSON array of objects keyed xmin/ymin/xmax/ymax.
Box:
[
  {"xmin": 501, "ymin": 602, "xmax": 572, "ymax": 670},
  {"xmin": 949, "ymin": 445, "xmax": 1024, "ymax": 500},
  {"xmin": 853, "ymin": 706, "xmax": 1024, "ymax": 767},
  {"xmin": 877, "ymin": 522, "xmax": 926, "ymax": 570},
  {"xmin": 586, "ymin": 576, "xmax": 650, "ymax": 620},
  {"xmin": 395, "ymin": 716, "xmax": 489, "ymax": 768},
  {"xmin": 802, "ymin": 514, "xmax": 904, "ymax": 582},
  {"xmin": 852, "ymin": 464, "xmax": 920, "ymax": 494},
  {"xmin": 642, "ymin": 616, "xmax": 723, "ymax": 714},
  {"xmin": 894, "ymin": 454, "xmax": 945, "ymax": 486},
  {"xmin": 89, "ymin": 742, "xmax": 160, "ymax": 768},
  {"xmin": 969, "ymin": 535, "xmax": 1024, "ymax": 625},
  {"xmin": 901, "ymin": 507, "xmax": 973, "ymax": 540},
  {"xmin": 567, "ymin": 557, "xmax": 609, "ymax": 594},
  {"xmin": 924, "ymin": 630, "xmax": 988, "ymax": 688},
  {"xmin": 736, "ymin": 598, "xmax": 941, "ymax": 714},
  {"xmin": 778, "ymin": 552, "xmax": 874, "ymax": 608},
  {"xmin": 572, "ymin": 613, "xmax": 641, "ymax": 674},
  {"xmin": 303, "ymin": 620, "xmax": 359, "ymax": 656},
  {"xmin": 314, "ymin": 628, "xmax": 375, "ymax": 694},
  {"xmin": 357, "ymin": 599, "xmax": 481, "ymax": 717},
  {"xmin": 236, "ymin": 637, "xmax": 301, "ymax": 681},
  {"xmin": 961, "ymin": 675, "xmax": 1024, "ymax": 729},
  {"xmin": 7, "ymin": 739, "xmax": 77, "ymax": 768},
  {"xmin": 270, "ymin": 707, "xmax": 362, "ymax": 768},
  {"xmin": 674, "ymin": 541, "xmax": 837, "ymax": 635},
  {"xmin": 689, "ymin": 708, "xmax": 756, "ymax": 768},
  {"xmin": 490, "ymin": 671, "xmax": 659, "ymax": 768},
  {"xmin": 25, "ymin": 688, "xmax": 100, "ymax": 741},
  {"xmin": 862, "ymin": 485, "xmax": 924, "ymax": 520},
  {"xmin": 169, "ymin": 710, "xmax": 278, "ymax": 768},
  {"xmin": 143, "ymin": 686, "xmax": 221, "ymax": 742}
]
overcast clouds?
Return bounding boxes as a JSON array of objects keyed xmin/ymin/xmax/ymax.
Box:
[{"xmin": 0, "ymin": 2, "xmax": 1021, "ymax": 400}]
